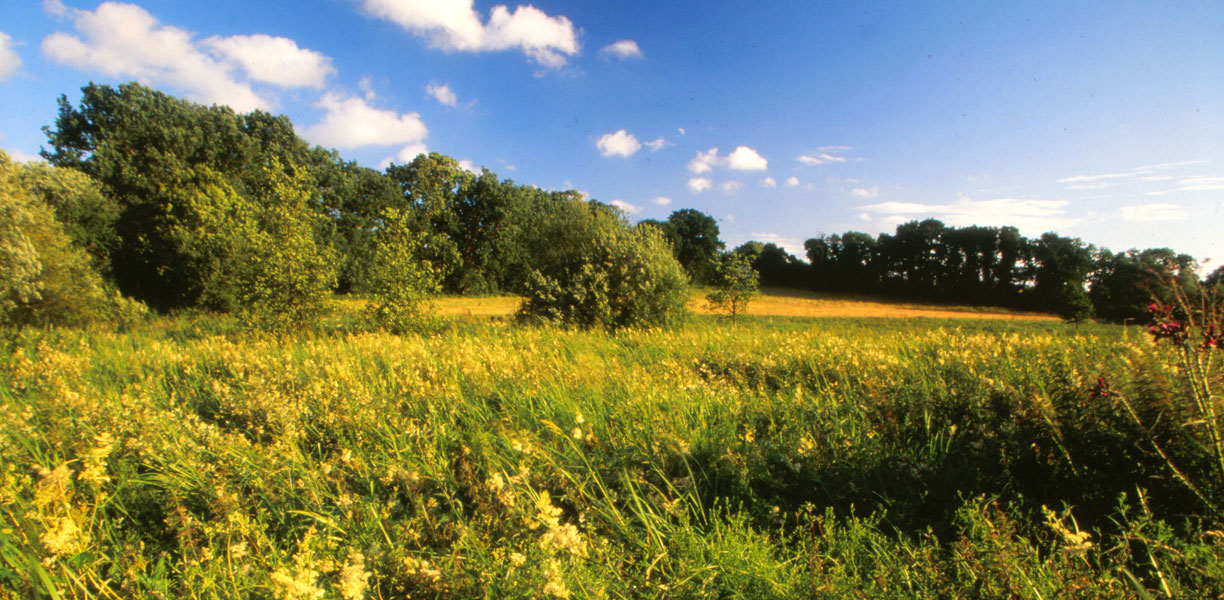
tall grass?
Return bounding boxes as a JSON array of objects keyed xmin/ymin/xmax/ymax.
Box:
[{"xmin": 1, "ymin": 314, "xmax": 1220, "ymax": 598}]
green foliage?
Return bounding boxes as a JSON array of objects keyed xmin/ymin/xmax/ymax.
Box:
[
  {"xmin": 361, "ymin": 207, "xmax": 443, "ymax": 333},
  {"xmin": 518, "ymin": 208, "xmax": 689, "ymax": 330},
  {"xmin": 706, "ymin": 252, "xmax": 760, "ymax": 321},
  {"xmin": 0, "ymin": 151, "xmax": 145, "ymax": 328},
  {"xmin": 233, "ymin": 160, "xmax": 338, "ymax": 330},
  {"xmin": 13, "ymin": 159, "xmax": 119, "ymax": 276},
  {"xmin": 650, "ymin": 208, "xmax": 725, "ymax": 285}
]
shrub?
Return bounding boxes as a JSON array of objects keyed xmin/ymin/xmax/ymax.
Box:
[
  {"xmin": 0, "ymin": 151, "xmax": 145, "ymax": 328},
  {"xmin": 518, "ymin": 210, "xmax": 688, "ymax": 330}
]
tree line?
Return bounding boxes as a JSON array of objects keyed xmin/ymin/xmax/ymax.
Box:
[
  {"xmin": 3, "ymin": 81, "xmax": 1219, "ymax": 329},
  {"xmin": 742, "ymin": 221, "xmax": 1217, "ymax": 322}
]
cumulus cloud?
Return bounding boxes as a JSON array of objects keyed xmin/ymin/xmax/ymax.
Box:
[
  {"xmin": 300, "ymin": 93, "xmax": 428, "ymax": 162},
  {"xmin": 203, "ymin": 34, "xmax": 333, "ymax": 89},
  {"xmin": 600, "ymin": 39, "xmax": 641, "ymax": 60},
  {"xmin": 687, "ymin": 177, "xmax": 712, "ymax": 193},
  {"xmin": 728, "ymin": 146, "xmax": 768, "ymax": 171},
  {"xmin": 1120, "ymin": 203, "xmax": 1189, "ymax": 222},
  {"xmin": 860, "ymin": 194, "xmax": 1077, "ymax": 233},
  {"xmin": 688, "ymin": 148, "xmax": 720, "ymax": 174},
  {"xmin": 0, "ymin": 32, "xmax": 21, "ymax": 81},
  {"xmin": 688, "ymin": 146, "xmax": 768, "ymax": 174},
  {"xmin": 360, "ymin": 0, "xmax": 579, "ymax": 68},
  {"xmin": 41, "ymin": 2, "xmax": 332, "ymax": 111},
  {"xmin": 797, "ymin": 145, "xmax": 851, "ymax": 166},
  {"xmin": 426, "ymin": 82, "xmax": 458, "ymax": 107},
  {"xmin": 760, "ymin": 177, "xmax": 777, "ymax": 188},
  {"xmin": 610, "ymin": 199, "xmax": 642, "ymax": 215},
  {"xmin": 851, "ymin": 186, "xmax": 879, "ymax": 199},
  {"xmin": 596, "ymin": 129, "xmax": 641, "ymax": 158},
  {"xmin": 785, "ymin": 176, "xmax": 800, "ymax": 187},
  {"xmin": 652, "ymin": 196, "xmax": 672, "ymax": 206}
]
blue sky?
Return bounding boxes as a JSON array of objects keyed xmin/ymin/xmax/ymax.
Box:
[{"xmin": 2, "ymin": 1, "xmax": 1222, "ymax": 270}]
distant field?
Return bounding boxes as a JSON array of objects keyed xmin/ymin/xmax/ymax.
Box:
[{"xmin": 418, "ymin": 288, "xmax": 1060, "ymax": 321}]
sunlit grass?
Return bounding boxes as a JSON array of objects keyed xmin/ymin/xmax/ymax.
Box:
[{"xmin": 1, "ymin": 309, "xmax": 1219, "ymax": 598}]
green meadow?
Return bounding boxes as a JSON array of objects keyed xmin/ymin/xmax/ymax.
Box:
[{"xmin": 3, "ymin": 303, "xmax": 1222, "ymax": 598}]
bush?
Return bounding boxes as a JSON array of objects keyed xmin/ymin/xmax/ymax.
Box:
[
  {"xmin": 518, "ymin": 210, "xmax": 688, "ymax": 330},
  {"xmin": 0, "ymin": 151, "xmax": 145, "ymax": 328}
]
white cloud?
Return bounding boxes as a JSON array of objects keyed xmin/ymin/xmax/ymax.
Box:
[
  {"xmin": 652, "ymin": 196, "xmax": 672, "ymax": 206},
  {"xmin": 457, "ymin": 159, "xmax": 480, "ymax": 174},
  {"xmin": 203, "ymin": 34, "xmax": 333, "ymax": 89},
  {"xmin": 760, "ymin": 177, "xmax": 777, "ymax": 188},
  {"xmin": 360, "ymin": 0, "xmax": 579, "ymax": 68},
  {"xmin": 720, "ymin": 180, "xmax": 743, "ymax": 194},
  {"xmin": 300, "ymin": 93, "xmax": 428, "ymax": 154},
  {"xmin": 0, "ymin": 32, "xmax": 21, "ymax": 81},
  {"xmin": 797, "ymin": 149, "xmax": 849, "ymax": 165},
  {"xmin": 610, "ymin": 199, "xmax": 642, "ymax": 215},
  {"xmin": 860, "ymin": 194, "xmax": 1077, "ymax": 233},
  {"xmin": 40, "ymin": 2, "xmax": 331, "ymax": 112},
  {"xmin": 359, "ymin": 76, "xmax": 377, "ymax": 100},
  {"xmin": 677, "ymin": 127, "xmax": 686, "ymax": 136},
  {"xmin": 596, "ymin": 129, "xmax": 641, "ymax": 158},
  {"xmin": 1120, "ymin": 203, "xmax": 1189, "ymax": 222},
  {"xmin": 687, "ymin": 177, "xmax": 712, "ymax": 193},
  {"xmin": 688, "ymin": 147, "xmax": 719, "ymax": 174},
  {"xmin": 726, "ymin": 146, "xmax": 768, "ymax": 171},
  {"xmin": 643, "ymin": 137, "xmax": 667, "ymax": 151},
  {"xmin": 785, "ymin": 176, "xmax": 800, "ymax": 187},
  {"xmin": 426, "ymin": 82, "xmax": 458, "ymax": 107},
  {"xmin": 688, "ymin": 145, "xmax": 768, "ymax": 173},
  {"xmin": 851, "ymin": 186, "xmax": 879, "ymax": 199},
  {"xmin": 600, "ymin": 39, "xmax": 641, "ymax": 60}
]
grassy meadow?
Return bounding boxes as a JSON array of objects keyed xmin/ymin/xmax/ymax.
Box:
[{"xmin": 2, "ymin": 293, "xmax": 1222, "ymax": 598}]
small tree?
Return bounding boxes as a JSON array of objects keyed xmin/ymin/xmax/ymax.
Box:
[
  {"xmin": 706, "ymin": 252, "xmax": 759, "ymax": 322},
  {"xmin": 362, "ymin": 207, "xmax": 443, "ymax": 333},
  {"xmin": 173, "ymin": 159, "xmax": 336, "ymax": 330}
]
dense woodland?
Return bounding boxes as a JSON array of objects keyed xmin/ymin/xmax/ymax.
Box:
[{"xmin": 4, "ymin": 81, "xmax": 1222, "ymax": 329}]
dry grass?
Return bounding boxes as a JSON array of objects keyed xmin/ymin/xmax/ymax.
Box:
[
  {"xmin": 689, "ymin": 287, "xmax": 1059, "ymax": 321},
  {"xmin": 355, "ymin": 289, "xmax": 1058, "ymax": 321}
]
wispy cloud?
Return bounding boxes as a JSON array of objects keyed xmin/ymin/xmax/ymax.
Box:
[
  {"xmin": 1120, "ymin": 203, "xmax": 1189, "ymax": 222},
  {"xmin": 1058, "ymin": 160, "xmax": 1208, "ymax": 189},
  {"xmin": 860, "ymin": 194, "xmax": 1077, "ymax": 233},
  {"xmin": 687, "ymin": 177, "xmax": 712, "ymax": 193},
  {"xmin": 425, "ymin": 82, "xmax": 458, "ymax": 107},
  {"xmin": 797, "ymin": 145, "xmax": 852, "ymax": 166}
]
